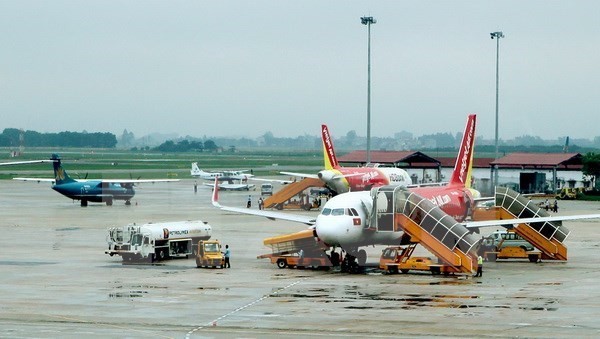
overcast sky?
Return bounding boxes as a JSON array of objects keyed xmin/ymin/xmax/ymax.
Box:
[{"xmin": 1, "ymin": 1, "xmax": 599, "ymax": 140}]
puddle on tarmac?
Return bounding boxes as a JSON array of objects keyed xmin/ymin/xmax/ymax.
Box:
[
  {"xmin": 271, "ymin": 288, "xmax": 558, "ymax": 312},
  {"xmin": 55, "ymin": 227, "xmax": 80, "ymax": 232},
  {"xmin": 108, "ymin": 284, "xmax": 166, "ymax": 299},
  {"xmin": 197, "ymin": 287, "xmax": 229, "ymax": 291},
  {"xmin": 109, "ymin": 291, "xmax": 147, "ymax": 298}
]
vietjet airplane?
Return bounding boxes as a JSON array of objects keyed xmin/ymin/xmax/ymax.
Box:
[
  {"xmin": 14, "ymin": 154, "xmax": 179, "ymax": 206},
  {"xmin": 212, "ymin": 114, "xmax": 600, "ymax": 267},
  {"xmin": 282, "ymin": 124, "xmax": 412, "ymax": 193}
]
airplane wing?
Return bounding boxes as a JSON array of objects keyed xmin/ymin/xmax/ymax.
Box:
[
  {"xmin": 0, "ymin": 160, "xmax": 54, "ymax": 166},
  {"xmin": 463, "ymin": 213, "xmax": 600, "ymax": 229},
  {"xmin": 280, "ymin": 171, "xmax": 319, "ymax": 179},
  {"xmin": 249, "ymin": 177, "xmax": 294, "ymax": 184},
  {"xmin": 14, "ymin": 178, "xmax": 178, "ymax": 184},
  {"xmin": 13, "ymin": 177, "xmax": 55, "ymax": 183},
  {"xmin": 93, "ymin": 179, "xmax": 179, "ymax": 184},
  {"xmin": 211, "ymin": 178, "xmax": 316, "ymax": 225}
]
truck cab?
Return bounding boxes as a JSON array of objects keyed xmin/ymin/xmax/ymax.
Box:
[{"xmin": 196, "ymin": 240, "xmax": 225, "ymax": 268}]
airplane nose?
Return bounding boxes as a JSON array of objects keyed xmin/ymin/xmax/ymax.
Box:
[{"xmin": 315, "ymin": 216, "xmax": 344, "ymax": 246}]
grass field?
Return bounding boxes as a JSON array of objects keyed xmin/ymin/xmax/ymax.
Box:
[{"xmin": 0, "ymin": 148, "xmax": 324, "ymax": 180}]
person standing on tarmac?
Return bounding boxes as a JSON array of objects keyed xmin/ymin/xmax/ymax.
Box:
[
  {"xmin": 223, "ymin": 245, "xmax": 231, "ymax": 268},
  {"xmin": 475, "ymin": 255, "xmax": 483, "ymax": 277}
]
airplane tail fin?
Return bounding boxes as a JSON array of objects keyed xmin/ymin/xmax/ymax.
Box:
[
  {"xmin": 191, "ymin": 162, "xmax": 201, "ymax": 175},
  {"xmin": 321, "ymin": 124, "xmax": 339, "ymax": 170},
  {"xmin": 51, "ymin": 154, "xmax": 76, "ymax": 185},
  {"xmin": 449, "ymin": 114, "xmax": 476, "ymax": 187},
  {"xmin": 211, "ymin": 178, "xmax": 221, "ymax": 207}
]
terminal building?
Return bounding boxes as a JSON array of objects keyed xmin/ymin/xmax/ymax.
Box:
[{"xmin": 337, "ymin": 151, "xmax": 591, "ymax": 196}]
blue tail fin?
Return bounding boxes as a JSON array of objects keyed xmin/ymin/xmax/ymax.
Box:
[{"xmin": 51, "ymin": 154, "xmax": 76, "ymax": 185}]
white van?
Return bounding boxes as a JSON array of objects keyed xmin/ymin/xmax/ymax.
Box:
[{"xmin": 261, "ymin": 183, "xmax": 273, "ymax": 196}]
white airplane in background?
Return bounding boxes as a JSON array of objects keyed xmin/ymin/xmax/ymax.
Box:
[
  {"xmin": 191, "ymin": 162, "xmax": 254, "ymax": 181},
  {"xmin": 191, "ymin": 162, "xmax": 293, "ymax": 187},
  {"xmin": 205, "ymin": 179, "xmax": 256, "ymax": 191}
]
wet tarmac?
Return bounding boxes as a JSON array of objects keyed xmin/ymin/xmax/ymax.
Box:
[{"xmin": 1, "ymin": 179, "xmax": 600, "ymax": 338}]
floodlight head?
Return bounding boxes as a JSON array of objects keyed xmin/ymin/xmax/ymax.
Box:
[
  {"xmin": 361, "ymin": 16, "xmax": 376, "ymax": 25},
  {"xmin": 490, "ymin": 31, "xmax": 505, "ymax": 39}
]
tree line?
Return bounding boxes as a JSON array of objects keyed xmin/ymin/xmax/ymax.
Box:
[{"xmin": 0, "ymin": 128, "xmax": 117, "ymax": 148}]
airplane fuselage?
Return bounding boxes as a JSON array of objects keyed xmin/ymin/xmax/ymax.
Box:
[
  {"xmin": 52, "ymin": 181, "xmax": 135, "ymax": 203},
  {"xmin": 318, "ymin": 167, "xmax": 411, "ymax": 194},
  {"xmin": 411, "ymin": 184, "xmax": 476, "ymax": 222}
]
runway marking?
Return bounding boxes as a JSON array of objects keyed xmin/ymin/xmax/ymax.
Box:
[{"xmin": 185, "ymin": 278, "xmax": 306, "ymax": 338}]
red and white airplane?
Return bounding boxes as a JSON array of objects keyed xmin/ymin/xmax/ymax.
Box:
[
  {"xmin": 282, "ymin": 124, "xmax": 413, "ymax": 193},
  {"xmin": 212, "ymin": 114, "xmax": 600, "ymax": 266}
]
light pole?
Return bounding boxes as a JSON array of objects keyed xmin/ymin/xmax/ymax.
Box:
[
  {"xmin": 490, "ymin": 31, "xmax": 504, "ymax": 188},
  {"xmin": 361, "ymin": 16, "xmax": 376, "ymax": 164}
]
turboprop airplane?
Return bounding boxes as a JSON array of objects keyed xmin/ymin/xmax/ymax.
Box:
[
  {"xmin": 211, "ymin": 114, "xmax": 600, "ymax": 268},
  {"xmin": 281, "ymin": 124, "xmax": 412, "ymax": 194},
  {"xmin": 191, "ymin": 162, "xmax": 253, "ymax": 181},
  {"xmin": 205, "ymin": 179, "xmax": 256, "ymax": 191},
  {"xmin": 13, "ymin": 154, "xmax": 179, "ymax": 206}
]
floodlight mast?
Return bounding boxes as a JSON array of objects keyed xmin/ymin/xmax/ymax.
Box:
[
  {"xmin": 361, "ymin": 16, "xmax": 376, "ymax": 164},
  {"xmin": 490, "ymin": 31, "xmax": 504, "ymax": 188}
]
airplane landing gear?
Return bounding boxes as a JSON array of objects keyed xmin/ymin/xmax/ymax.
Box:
[
  {"xmin": 80, "ymin": 200, "xmax": 88, "ymax": 207},
  {"xmin": 340, "ymin": 254, "xmax": 361, "ymax": 274},
  {"xmin": 125, "ymin": 200, "xmax": 131, "ymax": 206}
]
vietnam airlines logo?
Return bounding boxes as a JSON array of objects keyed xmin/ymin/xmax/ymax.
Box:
[
  {"xmin": 458, "ymin": 119, "xmax": 474, "ymax": 183},
  {"xmin": 55, "ymin": 167, "xmax": 65, "ymax": 181}
]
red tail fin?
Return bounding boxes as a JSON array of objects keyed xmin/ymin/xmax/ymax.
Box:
[
  {"xmin": 449, "ymin": 114, "xmax": 476, "ymax": 187},
  {"xmin": 321, "ymin": 124, "xmax": 339, "ymax": 170},
  {"xmin": 211, "ymin": 177, "xmax": 220, "ymax": 207}
]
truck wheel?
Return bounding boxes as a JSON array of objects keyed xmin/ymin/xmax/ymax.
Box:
[
  {"xmin": 400, "ymin": 269, "xmax": 409, "ymax": 274},
  {"xmin": 277, "ymin": 259, "xmax": 287, "ymax": 269},
  {"xmin": 389, "ymin": 266, "xmax": 398, "ymax": 274},
  {"xmin": 157, "ymin": 249, "xmax": 166, "ymax": 260}
]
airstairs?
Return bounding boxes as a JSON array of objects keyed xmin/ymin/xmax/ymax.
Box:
[
  {"xmin": 371, "ymin": 186, "xmax": 480, "ymax": 274},
  {"xmin": 489, "ymin": 187, "xmax": 569, "ymax": 260},
  {"xmin": 263, "ymin": 178, "xmax": 326, "ymax": 209}
]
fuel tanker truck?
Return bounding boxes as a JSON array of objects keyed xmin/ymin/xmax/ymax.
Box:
[{"xmin": 105, "ymin": 220, "xmax": 212, "ymax": 262}]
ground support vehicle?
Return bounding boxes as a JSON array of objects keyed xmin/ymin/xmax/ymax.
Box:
[
  {"xmin": 257, "ymin": 229, "xmax": 332, "ymax": 270},
  {"xmin": 259, "ymin": 253, "xmax": 331, "ymax": 270},
  {"xmin": 480, "ymin": 230, "xmax": 541, "ymax": 263},
  {"xmin": 379, "ymin": 245, "xmax": 456, "ymax": 275},
  {"xmin": 196, "ymin": 240, "xmax": 225, "ymax": 268},
  {"xmin": 260, "ymin": 183, "xmax": 273, "ymax": 196},
  {"xmin": 105, "ymin": 220, "xmax": 212, "ymax": 262}
]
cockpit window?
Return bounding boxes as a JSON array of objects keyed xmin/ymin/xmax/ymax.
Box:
[
  {"xmin": 321, "ymin": 208, "xmax": 332, "ymax": 216},
  {"xmin": 349, "ymin": 208, "xmax": 359, "ymax": 216},
  {"xmin": 331, "ymin": 208, "xmax": 344, "ymax": 216}
]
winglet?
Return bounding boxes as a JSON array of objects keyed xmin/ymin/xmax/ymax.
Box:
[
  {"xmin": 449, "ymin": 114, "xmax": 476, "ymax": 187},
  {"xmin": 321, "ymin": 124, "xmax": 339, "ymax": 170},
  {"xmin": 211, "ymin": 178, "xmax": 221, "ymax": 207}
]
